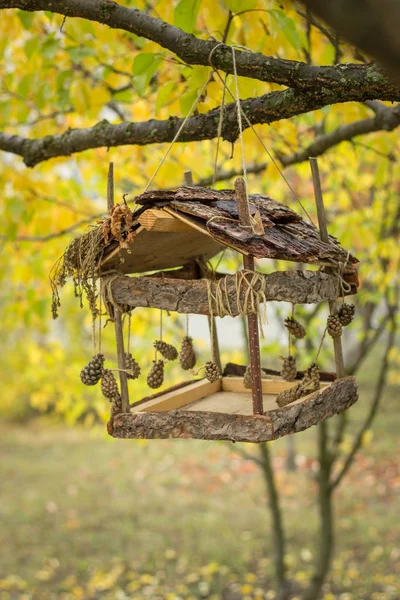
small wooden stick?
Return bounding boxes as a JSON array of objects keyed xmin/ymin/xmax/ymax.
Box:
[
  {"xmin": 310, "ymin": 157, "xmax": 345, "ymax": 379},
  {"xmin": 107, "ymin": 163, "xmax": 130, "ymax": 412},
  {"xmin": 235, "ymin": 177, "xmax": 264, "ymax": 414},
  {"xmin": 184, "ymin": 170, "xmax": 222, "ymax": 373}
]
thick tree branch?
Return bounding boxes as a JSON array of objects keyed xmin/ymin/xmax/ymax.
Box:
[
  {"xmin": 2, "ymin": 85, "xmax": 400, "ymax": 166},
  {"xmin": 1, "ymin": 0, "xmax": 400, "ymax": 97},
  {"xmin": 300, "ymin": 0, "xmax": 400, "ymax": 77}
]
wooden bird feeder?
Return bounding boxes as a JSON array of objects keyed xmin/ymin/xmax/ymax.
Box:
[{"xmin": 54, "ymin": 163, "xmax": 359, "ymax": 443}]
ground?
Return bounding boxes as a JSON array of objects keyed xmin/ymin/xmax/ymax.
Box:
[{"xmin": 0, "ymin": 377, "xmax": 399, "ymax": 600}]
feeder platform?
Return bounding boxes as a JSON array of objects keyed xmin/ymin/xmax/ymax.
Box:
[{"xmin": 109, "ymin": 375, "xmax": 358, "ymax": 443}]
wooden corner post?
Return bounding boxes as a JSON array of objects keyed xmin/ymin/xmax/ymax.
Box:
[
  {"xmin": 309, "ymin": 157, "xmax": 345, "ymax": 379},
  {"xmin": 234, "ymin": 177, "xmax": 264, "ymax": 414},
  {"xmin": 107, "ymin": 163, "xmax": 131, "ymax": 412},
  {"xmin": 184, "ymin": 170, "xmax": 222, "ymax": 374}
]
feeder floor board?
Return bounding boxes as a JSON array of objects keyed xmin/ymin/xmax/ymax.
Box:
[{"xmin": 109, "ymin": 376, "xmax": 358, "ymax": 443}]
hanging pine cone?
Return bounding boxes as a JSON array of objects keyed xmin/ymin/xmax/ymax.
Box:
[
  {"xmin": 124, "ymin": 352, "xmax": 141, "ymax": 380},
  {"xmin": 101, "ymin": 369, "xmax": 120, "ymax": 401},
  {"xmin": 301, "ymin": 362, "xmax": 320, "ymax": 393},
  {"xmin": 338, "ymin": 303, "xmax": 355, "ymax": 326},
  {"xmin": 276, "ymin": 383, "xmax": 303, "ymax": 408},
  {"xmin": 147, "ymin": 360, "xmax": 165, "ymax": 389},
  {"xmin": 280, "ymin": 356, "xmax": 297, "ymax": 382},
  {"xmin": 154, "ymin": 340, "xmax": 178, "ymax": 361},
  {"xmin": 204, "ymin": 361, "xmax": 220, "ymax": 382},
  {"xmin": 285, "ymin": 317, "xmax": 306, "ymax": 339},
  {"xmin": 327, "ymin": 314, "xmax": 342, "ymax": 338},
  {"xmin": 243, "ymin": 365, "xmax": 252, "ymax": 389},
  {"xmin": 80, "ymin": 354, "xmax": 104, "ymax": 386},
  {"xmin": 179, "ymin": 336, "xmax": 197, "ymax": 370}
]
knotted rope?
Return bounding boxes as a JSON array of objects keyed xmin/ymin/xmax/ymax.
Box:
[{"xmin": 206, "ymin": 270, "xmax": 267, "ymax": 336}]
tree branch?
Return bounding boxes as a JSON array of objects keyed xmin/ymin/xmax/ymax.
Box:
[
  {"xmin": 1, "ymin": 0, "xmax": 400, "ymax": 96},
  {"xmin": 331, "ymin": 310, "xmax": 398, "ymax": 490},
  {"xmin": 2, "ymin": 86, "xmax": 400, "ymax": 167},
  {"xmin": 303, "ymin": 421, "xmax": 334, "ymax": 600},
  {"xmin": 0, "ymin": 214, "xmax": 101, "ymax": 242},
  {"xmin": 280, "ymin": 104, "xmax": 400, "ymax": 166},
  {"xmin": 300, "ymin": 0, "xmax": 400, "ymax": 77},
  {"xmin": 259, "ymin": 443, "xmax": 288, "ymax": 598}
]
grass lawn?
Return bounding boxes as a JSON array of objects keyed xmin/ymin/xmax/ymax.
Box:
[{"xmin": 0, "ymin": 379, "xmax": 399, "ymax": 600}]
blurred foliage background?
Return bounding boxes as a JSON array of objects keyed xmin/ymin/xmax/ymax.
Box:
[{"xmin": 0, "ymin": 0, "xmax": 399, "ymax": 599}]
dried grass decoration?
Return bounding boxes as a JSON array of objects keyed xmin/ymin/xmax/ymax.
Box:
[{"xmin": 50, "ymin": 201, "xmax": 137, "ymax": 320}]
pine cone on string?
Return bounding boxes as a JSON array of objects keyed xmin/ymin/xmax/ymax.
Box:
[
  {"xmin": 338, "ymin": 303, "xmax": 355, "ymax": 326},
  {"xmin": 101, "ymin": 369, "xmax": 120, "ymax": 401},
  {"xmin": 179, "ymin": 336, "xmax": 197, "ymax": 370},
  {"xmin": 327, "ymin": 314, "xmax": 342, "ymax": 338},
  {"xmin": 243, "ymin": 365, "xmax": 252, "ymax": 389},
  {"xmin": 124, "ymin": 353, "xmax": 141, "ymax": 380},
  {"xmin": 154, "ymin": 340, "xmax": 178, "ymax": 361},
  {"xmin": 301, "ymin": 362, "xmax": 320, "ymax": 393},
  {"xmin": 285, "ymin": 317, "xmax": 306, "ymax": 339},
  {"xmin": 147, "ymin": 360, "xmax": 165, "ymax": 389},
  {"xmin": 276, "ymin": 383, "xmax": 303, "ymax": 408},
  {"xmin": 280, "ymin": 356, "xmax": 297, "ymax": 382},
  {"xmin": 80, "ymin": 354, "xmax": 104, "ymax": 386},
  {"xmin": 204, "ymin": 361, "xmax": 220, "ymax": 382}
]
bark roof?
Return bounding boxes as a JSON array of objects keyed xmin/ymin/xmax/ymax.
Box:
[{"xmin": 133, "ymin": 186, "xmax": 358, "ymax": 267}]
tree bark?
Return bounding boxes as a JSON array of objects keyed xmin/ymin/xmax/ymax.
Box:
[
  {"xmin": 110, "ymin": 377, "xmax": 358, "ymax": 442},
  {"xmin": 109, "ymin": 270, "xmax": 355, "ymax": 316},
  {"xmin": 300, "ymin": 0, "xmax": 400, "ymax": 78}
]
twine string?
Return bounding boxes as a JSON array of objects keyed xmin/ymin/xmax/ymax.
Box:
[
  {"xmin": 212, "ymin": 68, "xmax": 314, "ymax": 225},
  {"xmin": 315, "ymin": 326, "xmax": 327, "ymax": 364},
  {"xmin": 143, "ymin": 73, "xmax": 213, "ymax": 193},
  {"xmin": 206, "ymin": 270, "xmax": 267, "ymax": 337},
  {"xmin": 127, "ymin": 311, "xmax": 131, "ymax": 355},
  {"xmin": 212, "ymin": 72, "xmax": 228, "ymax": 188},
  {"xmin": 98, "ymin": 279, "xmax": 103, "ymax": 355}
]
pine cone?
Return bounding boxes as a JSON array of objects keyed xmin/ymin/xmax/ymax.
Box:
[
  {"xmin": 327, "ymin": 314, "xmax": 342, "ymax": 338},
  {"xmin": 285, "ymin": 317, "xmax": 306, "ymax": 339},
  {"xmin": 243, "ymin": 365, "xmax": 252, "ymax": 389},
  {"xmin": 80, "ymin": 354, "xmax": 104, "ymax": 386},
  {"xmin": 124, "ymin": 352, "xmax": 141, "ymax": 380},
  {"xmin": 147, "ymin": 360, "xmax": 165, "ymax": 389},
  {"xmin": 280, "ymin": 356, "xmax": 297, "ymax": 382},
  {"xmin": 179, "ymin": 336, "xmax": 196, "ymax": 370},
  {"xmin": 204, "ymin": 361, "xmax": 220, "ymax": 382},
  {"xmin": 101, "ymin": 369, "xmax": 120, "ymax": 401},
  {"xmin": 276, "ymin": 383, "xmax": 303, "ymax": 407},
  {"xmin": 338, "ymin": 303, "xmax": 355, "ymax": 326},
  {"xmin": 154, "ymin": 340, "xmax": 178, "ymax": 361},
  {"xmin": 301, "ymin": 362, "xmax": 320, "ymax": 393}
]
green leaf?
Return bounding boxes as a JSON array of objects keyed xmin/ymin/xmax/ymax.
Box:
[
  {"xmin": 223, "ymin": 0, "xmax": 257, "ymax": 13},
  {"xmin": 24, "ymin": 35, "xmax": 41, "ymax": 58},
  {"xmin": 41, "ymin": 36, "xmax": 60, "ymax": 61},
  {"xmin": 18, "ymin": 74, "xmax": 35, "ymax": 98},
  {"xmin": 132, "ymin": 54, "xmax": 160, "ymax": 96},
  {"xmin": 174, "ymin": 0, "xmax": 201, "ymax": 33},
  {"xmin": 180, "ymin": 89, "xmax": 198, "ymax": 116},
  {"xmin": 112, "ymin": 88, "xmax": 133, "ymax": 102},
  {"xmin": 17, "ymin": 10, "xmax": 35, "ymax": 29},
  {"xmin": 66, "ymin": 46, "xmax": 96, "ymax": 62},
  {"xmin": 268, "ymin": 9, "xmax": 301, "ymax": 51},
  {"xmin": 156, "ymin": 81, "xmax": 175, "ymax": 114},
  {"xmin": 132, "ymin": 53, "xmax": 157, "ymax": 75},
  {"xmin": 0, "ymin": 101, "xmax": 11, "ymax": 124}
]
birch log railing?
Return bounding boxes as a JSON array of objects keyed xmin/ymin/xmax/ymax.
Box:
[{"xmin": 109, "ymin": 269, "xmax": 357, "ymax": 316}]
